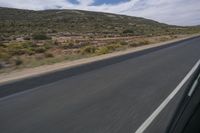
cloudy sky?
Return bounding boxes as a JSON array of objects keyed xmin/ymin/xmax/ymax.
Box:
[{"xmin": 0, "ymin": 0, "xmax": 200, "ymax": 26}]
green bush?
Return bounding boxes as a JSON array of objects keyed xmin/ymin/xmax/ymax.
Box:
[
  {"xmin": 106, "ymin": 45, "xmax": 115, "ymax": 51},
  {"xmin": 26, "ymin": 49, "xmax": 35, "ymax": 55},
  {"xmin": 106, "ymin": 44, "xmax": 120, "ymax": 51},
  {"xmin": 0, "ymin": 50, "xmax": 10, "ymax": 61},
  {"xmin": 23, "ymin": 36, "xmax": 31, "ymax": 40},
  {"xmin": 7, "ymin": 43, "xmax": 25, "ymax": 55},
  {"xmin": 5, "ymin": 41, "xmax": 52, "ymax": 56},
  {"xmin": 81, "ymin": 46, "xmax": 96, "ymax": 54},
  {"xmin": 68, "ymin": 43, "xmax": 74, "ymax": 48},
  {"xmin": 96, "ymin": 47, "xmax": 109, "ymax": 55},
  {"xmin": 32, "ymin": 33, "xmax": 51, "ymax": 40},
  {"xmin": 123, "ymin": 29, "xmax": 134, "ymax": 34},
  {"xmin": 13, "ymin": 49, "xmax": 27, "ymax": 55},
  {"xmin": 34, "ymin": 47, "xmax": 47, "ymax": 53},
  {"xmin": 120, "ymin": 41, "xmax": 128, "ymax": 45},
  {"xmin": 96, "ymin": 44, "xmax": 122, "ymax": 55},
  {"xmin": 22, "ymin": 41, "xmax": 36, "ymax": 48}
]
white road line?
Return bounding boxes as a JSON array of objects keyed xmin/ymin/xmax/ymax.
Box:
[{"xmin": 135, "ymin": 59, "xmax": 200, "ymax": 133}]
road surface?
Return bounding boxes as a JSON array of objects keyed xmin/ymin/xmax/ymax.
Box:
[{"xmin": 0, "ymin": 37, "xmax": 200, "ymax": 133}]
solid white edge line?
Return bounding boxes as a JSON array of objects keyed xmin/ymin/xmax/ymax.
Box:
[{"xmin": 135, "ymin": 59, "xmax": 200, "ymax": 133}]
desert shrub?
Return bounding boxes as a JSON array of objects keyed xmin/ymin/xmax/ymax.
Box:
[
  {"xmin": 129, "ymin": 42, "xmax": 141, "ymax": 47},
  {"xmin": 14, "ymin": 49, "xmax": 27, "ymax": 55},
  {"xmin": 129, "ymin": 40, "xmax": 150, "ymax": 47},
  {"xmin": 81, "ymin": 46, "xmax": 96, "ymax": 54},
  {"xmin": 7, "ymin": 43, "xmax": 23, "ymax": 49},
  {"xmin": 0, "ymin": 49, "xmax": 10, "ymax": 61},
  {"xmin": 23, "ymin": 36, "xmax": 31, "ymax": 40},
  {"xmin": 0, "ymin": 62, "xmax": 6, "ymax": 69},
  {"xmin": 68, "ymin": 43, "xmax": 74, "ymax": 48},
  {"xmin": 0, "ymin": 43, "xmax": 4, "ymax": 47},
  {"xmin": 6, "ymin": 41, "xmax": 51, "ymax": 56},
  {"xmin": 23, "ymin": 42, "xmax": 36, "ymax": 55},
  {"xmin": 23, "ymin": 41, "xmax": 36, "ymax": 48},
  {"xmin": 35, "ymin": 54, "xmax": 45, "ymax": 60},
  {"xmin": 13, "ymin": 57, "xmax": 23, "ymax": 66},
  {"xmin": 54, "ymin": 40, "xmax": 59, "ymax": 45},
  {"xmin": 44, "ymin": 52, "xmax": 54, "ymax": 58},
  {"xmin": 106, "ymin": 45, "xmax": 115, "ymax": 51},
  {"xmin": 159, "ymin": 37, "xmax": 168, "ymax": 42},
  {"xmin": 62, "ymin": 42, "xmax": 74, "ymax": 49},
  {"xmin": 34, "ymin": 47, "xmax": 47, "ymax": 53},
  {"xmin": 123, "ymin": 29, "xmax": 134, "ymax": 34},
  {"xmin": 7, "ymin": 43, "xmax": 25, "ymax": 55},
  {"xmin": 139, "ymin": 40, "xmax": 150, "ymax": 45},
  {"xmin": 89, "ymin": 36, "xmax": 94, "ymax": 39},
  {"xmin": 96, "ymin": 47, "xmax": 109, "ymax": 55},
  {"xmin": 26, "ymin": 49, "xmax": 35, "ymax": 55},
  {"xmin": 120, "ymin": 41, "xmax": 128, "ymax": 45},
  {"xmin": 32, "ymin": 33, "xmax": 51, "ymax": 40},
  {"xmin": 8, "ymin": 41, "xmax": 32, "ymax": 49},
  {"xmin": 96, "ymin": 43, "xmax": 122, "ymax": 55},
  {"xmin": 0, "ymin": 36, "xmax": 5, "ymax": 42},
  {"xmin": 61, "ymin": 43, "xmax": 68, "ymax": 49},
  {"xmin": 106, "ymin": 44, "xmax": 120, "ymax": 50},
  {"xmin": 170, "ymin": 35, "xmax": 178, "ymax": 39},
  {"xmin": 44, "ymin": 41, "xmax": 54, "ymax": 49}
]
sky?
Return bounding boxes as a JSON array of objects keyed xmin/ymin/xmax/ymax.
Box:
[{"xmin": 0, "ymin": 0, "xmax": 200, "ymax": 26}]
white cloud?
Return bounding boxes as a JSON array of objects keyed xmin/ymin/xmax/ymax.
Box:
[
  {"xmin": 0, "ymin": 0, "xmax": 72, "ymax": 10},
  {"xmin": 126, "ymin": 0, "xmax": 200, "ymax": 26},
  {"xmin": 0, "ymin": 0, "xmax": 199, "ymax": 26}
]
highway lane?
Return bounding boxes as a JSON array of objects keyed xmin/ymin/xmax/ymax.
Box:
[{"xmin": 0, "ymin": 37, "xmax": 200, "ymax": 133}]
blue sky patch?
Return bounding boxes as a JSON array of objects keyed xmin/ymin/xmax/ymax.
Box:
[
  {"xmin": 94, "ymin": 0, "xmax": 129, "ymax": 5},
  {"xmin": 67, "ymin": 0, "xmax": 79, "ymax": 4}
]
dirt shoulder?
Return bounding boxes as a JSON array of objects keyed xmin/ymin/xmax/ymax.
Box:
[{"xmin": 0, "ymin": 34, "xmax": 199, "ymax": 85}]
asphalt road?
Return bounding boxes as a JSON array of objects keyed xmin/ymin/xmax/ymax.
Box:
[{"xmin": 0, "ymin": 37, "xmax": 200, "ymax": 133}]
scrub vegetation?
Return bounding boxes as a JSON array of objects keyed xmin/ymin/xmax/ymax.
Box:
[{"xmin": 0, "ymin": 7, "xmax": 200, "ymax": 72}]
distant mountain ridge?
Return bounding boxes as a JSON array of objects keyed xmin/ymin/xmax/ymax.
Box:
[{"xmin": 0, "ymin": 7, "xmax": 199, "ymax": 36}]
